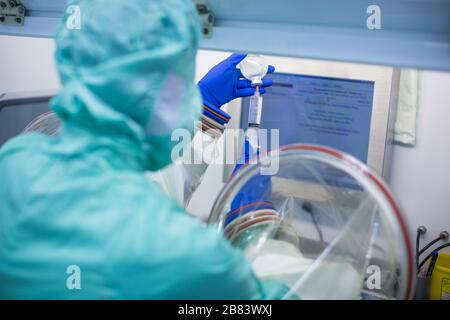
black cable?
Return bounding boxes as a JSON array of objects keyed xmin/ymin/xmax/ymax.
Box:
[
  {"xmin": 416, "ymin": 232, "xmax": 421, "ymax": 269},
  {"xmin": 418, "ymin": 236, "xmax": 443, "ymax": 256},
  {"xmin": 302, "ymin": 202, "xmax": 324, "ymax": 243},
  {"xmin": 416, "ymin": 226, "xmax": 427, "ymax": 270},
  {"xmin": 418, "ymin": 243, "xmax": 450, "ymax": 270},
  {"xmin": 426, "ymin": 252, "xmax": 439, "ymax": 277}
]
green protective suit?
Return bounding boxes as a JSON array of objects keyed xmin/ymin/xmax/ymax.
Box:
[{"xmin": 0, "ymin": 0, "xmax": 287, "ymax": 299}]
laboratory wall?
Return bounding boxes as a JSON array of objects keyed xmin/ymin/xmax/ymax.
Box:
[
  {"xmin": 0, "ymin": 36, "xmax": 60, "ymax": 92},
  {"xmin": 0, "ymin": 35, "xmax": 449, "ymax": 251},
  {"xmin": 389, "ymin": 70, "xmax": 450, "ymax": 248}
]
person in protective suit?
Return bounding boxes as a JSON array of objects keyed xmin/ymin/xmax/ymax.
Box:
[{"xmin": 0, "ymin": 0, "xmax": 285, "ymax": 299}]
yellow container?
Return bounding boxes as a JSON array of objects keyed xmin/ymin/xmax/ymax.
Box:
[{"xmin": 429, "ymin": 253, "xmax": 450, "ymax": 300}]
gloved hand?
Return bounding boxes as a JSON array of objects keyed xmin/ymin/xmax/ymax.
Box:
[
  {"xmin": 198, "ymin": 53, "xmax": 275, "ymax": 125},
  {"xmin": 226, "ymin": 139, "xmax": 274, "ymax": 229}
]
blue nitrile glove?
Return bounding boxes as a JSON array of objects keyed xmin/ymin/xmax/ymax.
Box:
[
  {"xmin": 198, "ymin": 53, "xmax": 275, "ymax": 126},
  {"xmin": 233, "ymin": 138, "xmax": 258, "ymax": 173},
  {"xmin": 225, "ymin": 139, "xmax": 274, "ymax": 228}
]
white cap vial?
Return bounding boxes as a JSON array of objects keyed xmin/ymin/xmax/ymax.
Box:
[{"xmin": 239, "ymin": 55, "xmax": 269, "ymax": 87}]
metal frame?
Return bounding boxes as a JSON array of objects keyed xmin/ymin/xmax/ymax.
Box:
[
  {"xmin": 0, "ymin": 0, "xmax": 62, "ymax": 37},
  {"xmin": 203, "ymin": 0, "xmax": 450, "ymax": 71},
  {"xmin": 0, "ymin": 90, "xmax": 56, "ymax": 146},
  {"xmin": 0, "ymin": 0, "xmax": 448, "ymax": 71},
  {"xmin": 0, "ymin": 0, "xmax": 26, "ymax": 26},
  {"xmin": 0, "ymin": 90, "xmax": 56, "ymax": 111}
]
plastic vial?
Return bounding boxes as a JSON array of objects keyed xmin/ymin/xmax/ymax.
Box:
[{"xmin": 239, "ymin": 55, "xmax": 269, "ymax": 87}]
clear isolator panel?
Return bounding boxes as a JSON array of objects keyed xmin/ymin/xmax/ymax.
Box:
[{"xmin": 208, "ymin": 144, "xmax": 415, "ymax": 300}]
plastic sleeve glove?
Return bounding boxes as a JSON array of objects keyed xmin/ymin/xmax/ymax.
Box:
[
  {"xmin": 198, "ymin": 53, "xmax": 275, "ymax": 126},
  {"xmin": 226, "ymin": 139, "xmax": 275, "ymax": 226}
]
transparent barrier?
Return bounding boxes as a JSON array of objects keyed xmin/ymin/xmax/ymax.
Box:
[
  {"xmin": 22, "ymin": 111, "xmax": 60, "ymax": 136},
  {"xmin": 208, "ymin": 144, "xmax": 415, "ymax": 300}
]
